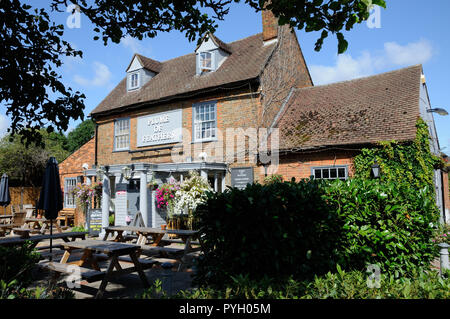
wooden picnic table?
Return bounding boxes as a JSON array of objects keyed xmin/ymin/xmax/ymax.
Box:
[
  {"xmin": 103, "ymin": 226, "xmax": 167, "ymax": 246},
  {"xmin": 103, "ymin": 226, "xmax": 200, "ymax": 271},
  {"xmin": 0, "ymin": 231, "xmax": 88, "ymax": 248},
  {"xmin": 56, "ymin": 239, "xmax": 151, "ymax": 299},
  {"xmin": 23, "ymin": 218, "xmax": 62, "ymax": 234}
]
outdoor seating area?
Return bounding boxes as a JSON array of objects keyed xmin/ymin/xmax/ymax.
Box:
[{"xmin": 0, "ymin": 221, "xmax": 202, "ymax": 298}]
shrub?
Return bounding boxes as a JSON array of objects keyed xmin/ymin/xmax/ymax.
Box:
[
  {"xmin": 194, "ymin": 177, "xmax": 439, "ymax": 287},
  {"xmin": 141, "ymin": 267, "xmax": 450, "ymax": 299},
  {"xmin": 302, "ymin": 266, "xmax": 450, "ymax": 299},
  {"xmin": 323, "ymin": 178, "xmax": 439, "ymax": 276},
  {"xmin": 0, "ymin": 242, "xmax": 41, "ymax": 286},
  {"xmin": 194, "ymin": 179, "xmax": 340, "ymax": 287}
]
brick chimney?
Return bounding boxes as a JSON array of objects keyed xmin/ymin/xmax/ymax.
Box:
[{"xmin": 262, "ymin": 8, "xmax": 278, "ymax": 42}]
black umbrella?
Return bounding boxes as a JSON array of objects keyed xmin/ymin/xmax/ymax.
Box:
[
  {"xmin": 0, "ymin": 174, "xmax": 11, "ymax": 215},
  {"xmin": 37, "ymin": 157, "xmax": 63, "ymax": 261}
]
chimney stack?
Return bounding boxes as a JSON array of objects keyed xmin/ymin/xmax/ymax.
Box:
[{"xmin": 262, "ymin": 8, "xmax": 278, "ymax": 42}]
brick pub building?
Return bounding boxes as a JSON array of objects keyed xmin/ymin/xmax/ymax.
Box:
[{"xmin": 59, "ymin": 10, "xmax": 449, "ymax": 230}]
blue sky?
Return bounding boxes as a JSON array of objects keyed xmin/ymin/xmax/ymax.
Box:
[{"xmin": 0, "ymin": 0, "xmax": 449, "ymax": 153}]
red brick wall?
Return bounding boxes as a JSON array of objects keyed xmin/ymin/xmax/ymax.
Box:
[
  {"xmin": 262, "ymin": 9, "xmax": 278, "ymax": 41},
  {"xmin": 59, "ymin": 138, "xmax": 96, "ymax": 182},
  {"xmin": 58, "ymin": 138, "xmax": 96, "ymax": 226},
  {"xmin": 257, "ymin": 150, "xmax": 358, "ymax": 183},
  {"xmin": 95, "ymin": 88, "xmax": 261, "ymax": 168},
  {"xmin": 259, "ymin": 25, "xmax": 313, "ymax": 129}
]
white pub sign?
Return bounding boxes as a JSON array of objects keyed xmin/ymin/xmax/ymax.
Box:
[{"xmin": 136, "ymin": 109, "xmax": 182, "ymax": 147}]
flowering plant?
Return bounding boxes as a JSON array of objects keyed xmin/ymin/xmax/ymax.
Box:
[
  {"xmin": 155, "ymin": 181, "xmax": 180, "ymax": 211},
  {"xmin": 432, "ymin": 224, "xmax": 450, "ymax": 245},
  {"xmin": 173, "ymin": 171, "xmax": 211, "ymax": 216},
  {"xmin": 72, "ymin": 182, "xmax": 102, "ymax": 211}
]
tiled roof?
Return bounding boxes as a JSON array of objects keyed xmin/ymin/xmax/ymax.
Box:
[
  {"xmin": 275, "ymin": 65, "xmax": 423, "ymax": 151},
  {"xmin": 135, "ymin": 54, "xmax": 163, "ymax": 73},
  {"xmin": 90, "ymin": 33, "xmax": 276, "ymax": 116}
]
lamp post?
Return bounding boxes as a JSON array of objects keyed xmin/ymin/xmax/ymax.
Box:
[{"xmin": 371, "ymin": 160, "xmax": 381, "ymax": 179}]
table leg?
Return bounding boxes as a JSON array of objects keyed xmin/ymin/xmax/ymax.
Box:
[
  {"xmin": 102, "ymin": 230, "xmax": 111, "ymax": 241},
  {"xmin": 151, "ymin": 234, "xmax": 164, "ymax": 246},
  {"xmin": 54, "ymin": 221, "xmax": 62, "ymax": 233},
  {"xmin": 40, "ymin": 222, "xmax": 47, "ymax": 234},
  {"xmin": 129, "ymin": 251, "xmax": 150, "ymax": 288},
  {"xmin": 96, "ymin": 256, "xmax": 117, "ymax": 299},
  {"xmin": 60, "ymin": 249, "xmax": 72, "ymax": 264}
]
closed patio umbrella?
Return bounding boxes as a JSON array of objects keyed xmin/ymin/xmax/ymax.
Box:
[
  {"xmin": 0, "ymin": 174, "xmax": 11, "ymax": 215},
  {"xmin": 37, "ymin": 157, "xmax": 63, "ymax": 261}
]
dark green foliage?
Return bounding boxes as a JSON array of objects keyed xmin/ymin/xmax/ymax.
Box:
[
  {"xmin": 0, "ymin": 243, "xmax": 41, "ymax": 286},
  {"xmin": 141, "ymin": 268, "xmax": 450, "ymax": 299},
  {"xmin": 66, "ymin": 119, "xmax": 95, "ymax": 153},
  {"xmin": 50, "ymin": 0, "xmax": 385, "ymax": 53},
  {"xmin": 194, "ymin": 177, "xmax": 440, "ymax": 287},
  {"xmin": 301, "ymin": 266, "xmax": 450, "ymax": 299},
  {"xmin": 1, "ymin": 0, "xmax": 85, "ymax": 146},
  {"xmin": 194, "ymin": 179, "xmax": 340, "ymax": 287},
  {"xmin": 353, "ymin": 119, "xmax": 442, "ymax": 192},
  {"xmin": 323, "ymin": 179, "xmax": 439, "ymax": 275},
  {"xmin": 0, "ymin": 130, "xmax": 69, "ymax": 187}
]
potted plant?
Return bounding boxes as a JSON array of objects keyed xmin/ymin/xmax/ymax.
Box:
[{"xmin": 172, "ymin": 171, "xmax": 211, "ymax": 230}]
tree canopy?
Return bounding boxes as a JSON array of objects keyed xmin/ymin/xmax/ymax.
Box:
[
  {"xmin": 1, "ymin": 0, "xmax": 386, "ymax": 145},
  {"xmin": 0, "ymin": 130, "xmax": 70, "ymax": 187},
  {"xmin": 66, "ymin": 119, "xmax": 95, "ymax": 153}
]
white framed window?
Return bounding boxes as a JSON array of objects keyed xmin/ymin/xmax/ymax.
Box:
[
  {"xmin": 199, "ymin": 52, "xmax": 213, "ymax": 73},
  {"xmin": 193, "ymin": 101, "xmax": 217, "ymax": 142},
  {"xmin": 64, "ymin": 177, "xmax": 77, "ymax": 208},
  {"xmin": 312, "ymin": 166, "xmax": 348, "ymax": 180},
  {"xmin": 129, "ymin": 72, "xmax": 139, "ymax": 90},
  {"xmin": 114, "ymin": 118, "xmax": 130, "ymax": 151}
]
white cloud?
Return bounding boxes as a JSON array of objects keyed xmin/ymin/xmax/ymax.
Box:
[
  {"xmin": 121, "ymin": 35, "xmax": 151, "ymax": 56},
  {"xmin": 310, "ymin": 39, "xmax": 434, "ymax": 85},
  {"xmin": 74, "ymin": 62, "xmax": 112, "ymax": 87},
  {"xmin": 384, "ymin": 40, "xmax": 433, "ymax": 66}
]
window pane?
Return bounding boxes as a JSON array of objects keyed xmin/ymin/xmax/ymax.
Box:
[
  {"xmin": 330, "ymin": 168, "xmax": 337, "ymax": 179},
  {"xmin": 322, "ymin": 169, "xmax": 329, "ymax": 179},
  {"xmin": 115, "ymin": 119, "xmax": 130, "ymax": 150},
  {"xmin": 338, "ymin": 168, "xmax": 346, "ymax": 178},
  {"xmin": 314, "ymin": 169, "xmax": 322, "ymax": 179}
]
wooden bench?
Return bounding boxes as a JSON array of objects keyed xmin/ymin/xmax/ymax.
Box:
[
  {"xmin": 160, "ymin": 238, "xmax": 201, "ymax": 246},
  {"xmin": 38, "ymin": 261, "xmax": 105, "ymax": 283},
  {"xmin": 117, "ymin": 256, "xmax": 159, "ymax": 269}
]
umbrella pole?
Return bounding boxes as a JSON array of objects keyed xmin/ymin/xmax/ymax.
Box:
[{"xmin": 50, "ymin": 219, "xmax": 53, "ymax": 262}]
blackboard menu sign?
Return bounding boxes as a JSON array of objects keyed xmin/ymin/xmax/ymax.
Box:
[
  {"xmin": 87, "ymin": 209, "xmax": 102, "ymax": 236},
  {"xmin": 231, "ymin": 167, "xmax": 254, "ymax": 189}
]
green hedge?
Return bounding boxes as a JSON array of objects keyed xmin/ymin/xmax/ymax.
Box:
[
  {"xmin": 194, "ymin": 178, "xmax": 439, "ymax": 287},
  {"xmin": 323, "ymin": 178, "xmax": 439, "ymax": 276},
  {"xmin": 194, "ymin": 179, "xmax": 341, "ymax": 287}
]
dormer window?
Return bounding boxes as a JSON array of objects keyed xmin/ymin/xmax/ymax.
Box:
[
  {"xmin": 199, "ymin": 52, "xmax": 213, "ymax": 73},
  {"xmin": 129, "ymin": 72, "xmax": 140, "ymax": 90},
  {"xmin": 195, "ymin": 33, "xmax": 231, "ymax": 76},
  {"xmin": 126, "ymin": 54, "xmax": 161, "ymax": 92}
]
